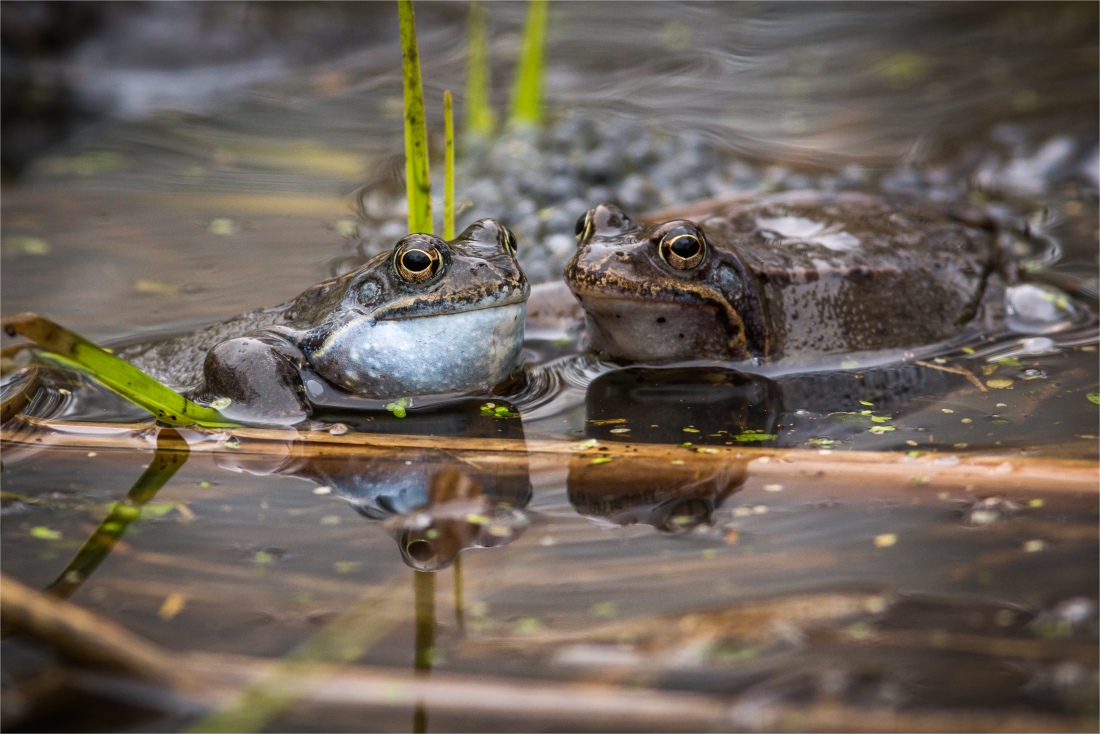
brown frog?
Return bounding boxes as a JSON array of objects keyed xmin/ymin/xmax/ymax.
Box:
[{"xmin": 564, "ymin": 192, "xmax": 1010, "ymax": 363}]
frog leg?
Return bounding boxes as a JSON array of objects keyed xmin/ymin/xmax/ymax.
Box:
[{"xmin": 199, "ymin": 335, "xmax": 309, "ymax": 425}]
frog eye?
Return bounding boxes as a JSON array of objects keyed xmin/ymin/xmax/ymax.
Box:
[
  {"xmin": 574, "ymin": 210, "xmax": 594, "ymax": 244},
  {"xmin": 503, "ymin": 226, "xmax": 518, "ymax": 255},
  {"xmin": 656, "ymin": 223, "xmax": 707, "ymax": 270},
  {"xmin": 393, "ymin": 237, "xmax": 444, "ymax": 283}
]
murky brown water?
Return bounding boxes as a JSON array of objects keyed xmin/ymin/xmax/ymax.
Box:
[{"xmin": 2, "ymin": 2, "xmax": 1098, "ymax": 731}]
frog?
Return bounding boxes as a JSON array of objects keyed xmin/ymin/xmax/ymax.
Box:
[
  {"xmin": 117, "ymin": 220, "xmax": 529, "ymax": 425},
  {"xmin": 564, "ymin": 192, "xmax": 1013, "ymax": 364}
]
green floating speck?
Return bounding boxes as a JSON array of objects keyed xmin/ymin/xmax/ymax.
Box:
[
  {"xmin": 386, "ymin": 397, "xmax": 412, "ymax": 418},
  {"xmin": 590, "ymin": 456, "xmax": 613, "ymax": 465},
  {"xmin": 209, "ymin": 218, "xmax": 238, "ymax": 236},
  {"xmin": 591, "ymin": 601, "xmax": 617, "ymax": 618},
  {"xmin": 732, "ymin": 430, "xmax": 777, "ymax": 442},
  {"xmin": 31, "ymin": 526, "xmax": 62, "ymax": 541},
  {"xmin": 512, "ymin": 617, "xmax": 542, "ymax": 634},
  {"xmin": 1087, "ymin": 392, "xmax": 1099, "ymax": 405}
]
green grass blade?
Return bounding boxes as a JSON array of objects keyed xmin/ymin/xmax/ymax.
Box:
[
  {"xmin": 2, "ymin": 313, "xmax": 236, "ymax": 428},
  {"xmin": 399, "ymin": 0, "xmax": 432, "ymax": 234},
  {"xmin": 444, "ymin": 89, "xmax": 455, "ymax": 241},
  {"xmin": 465, "ymin": 0, "xmax": 495, "ymax": 136},
  {"xmin": 509, "ymin": 0, "xmax": 549, "ymax": 127},
  {"xmin": 48, "ymin": 428, "xmax": 190, "ymax": 599}
]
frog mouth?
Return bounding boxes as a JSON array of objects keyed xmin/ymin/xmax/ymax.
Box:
[
  {"xmin": 370, "ymin": 291, "xmax": 529, "ymax": 322},
  {"xmin": 572, "ymin": 292, "xmax": 751, "ymax": 362}
]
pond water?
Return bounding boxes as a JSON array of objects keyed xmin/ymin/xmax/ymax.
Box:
[{"xmin": 2, "ymin": 3, "xmax": 1098, "ymax": 731}]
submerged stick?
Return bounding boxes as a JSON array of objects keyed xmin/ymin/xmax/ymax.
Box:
[
  {"xmin": 443, "ymin": 90, "xmax": 455, "ymax": 240},
  {"xmin": 0, "ymin": 573, "xmax": 191, "ymax": 687},
  {"xmin": 465, "ymin": 1, "xmax": 494, "ymax": 136},
  {"xmin": 509, "ymin": 0, "xmax": 549, "ymax": 127},
  {"xmin": 398, "ymin": 0, "xmax": 432, "ymax": 234},
  {"xmin": 1, "ymin": 313, "xmax": 235, "ymax": 428},
  {"xmin": 2, "ymin": 573, "xmax": 1092, "ymax": 732}
]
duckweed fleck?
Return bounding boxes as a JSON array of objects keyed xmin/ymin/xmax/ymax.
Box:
[{"xmin": 30, "ymin": 526, "xmax": 61, "ymax": 540}]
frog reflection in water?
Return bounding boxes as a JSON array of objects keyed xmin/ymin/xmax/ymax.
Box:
[
  {"xmin": 219, "ymin": 443, "xmax": 531, "ymax": 571},
  {"xmin": 564, "ymin": 193, "xmax": 1045, "ymax": 363},
  {"xmin": 118, "ymin": 221, "xmax": 528, "ymax": 424}
]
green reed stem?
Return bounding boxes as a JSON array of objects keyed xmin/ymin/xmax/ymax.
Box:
[
  {"xmin": 453, "ymin": 551, "xmax": 465, "ymax": 632},
  {"xmin": 465, "ymin": 0, "xmax": 495, "ymax": 136},
  {"xmin": 48, "ymin": 428, "xmax": 190, "ymax": 599},
  {"xmin": 444, "ymin": 90, "xmax": 455, "ymax": 240},
  {"xmin": 509, "ymin": 0, "xmax": 549, "ymax": 127},
  {"xmin": 399, "ymin": 0, "xmax": 432, "ymax": 234},
  {"xmin": 1, "ymin": 313, "xmax": 235, "ymax": 428}
]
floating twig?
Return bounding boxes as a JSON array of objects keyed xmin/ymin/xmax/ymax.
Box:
[
  {"xmin": 915, "ymin": 359, "xmax": 987, "ymax": 392},
  {"xmin": 0, "ymin": 573, "xmax": 192, "ymax": 687}
]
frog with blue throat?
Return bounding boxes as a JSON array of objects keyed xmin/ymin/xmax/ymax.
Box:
[
  {"xmin": 564, "ymin": 192, "xmax": 1082, "ymax": 364},
  {"xmin": 117, "ymin": 220, "xmax": 528, "ymax": 425}
]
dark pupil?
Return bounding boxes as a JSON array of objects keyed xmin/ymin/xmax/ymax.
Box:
[
  {"xmin": 506, "ymin": 230, "xmax": 517, "ymax": 252},
  {"xmin": 669, "ymin": 233, "xmax": 700, "ymax": 259},
  {"xmin": 574, "ymin": 213, "xmax": 588, "ymax": 236},
  {"xmin": 402, "ymin": 249, "xmax": 432, "ymax": 272}
]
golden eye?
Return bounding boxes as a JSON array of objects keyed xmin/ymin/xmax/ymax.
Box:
[
  {"xmin": 574, "ymin": 210, "xmax": 594, "ymax": 244},
  {"xmin": 395, "ymin": 243, "xmax": 442, "ymax": 283},
  {"xmin": 503, "ymin": 227, "xmax": 518, "ymax": 255},
  {"xmin": 657, "ymin": 224, "xmax": 706, "ymax": 270}
]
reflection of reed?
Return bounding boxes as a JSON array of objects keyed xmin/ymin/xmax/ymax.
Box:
[{"xmin": 47, "ymin": 427, "xmax": 190, "ymax": 599}]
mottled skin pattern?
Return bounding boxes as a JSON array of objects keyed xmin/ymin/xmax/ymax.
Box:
[
  {"xmin": 118, "ymin": 220, "xmax": 529, "ymax": 424},
  {"xmin": 564, "ymin": 193, "xmax": 1004, "ymax": 363}
]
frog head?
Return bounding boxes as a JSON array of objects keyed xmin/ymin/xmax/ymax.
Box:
[{"xmin": 291, "ymin": 220, "xmax": 529, "ymax": 398}]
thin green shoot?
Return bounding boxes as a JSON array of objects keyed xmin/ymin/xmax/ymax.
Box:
[
  {"xmin": 2, "ymin": 313, "xmax": 236, "ymax": 428},
  {"xmin": 48, "ymin": 428, "xmax": 190, "ymax": 599},
  {"xmin": 465, "ymin": 0, "xmax": 495, "ymax": 136},
  {"xmin": 399, "ymin": 0, "xmax": 432, "ymax": 234},
  {"xmin": 444, "ymin": 89, "xmax": 455, "ymax": 240},
  {"xmin": 509, "ymin": 0, "xmax": 549, "ymax": 127}
]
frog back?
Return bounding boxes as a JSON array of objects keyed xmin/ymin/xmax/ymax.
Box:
[{"xmin": 700, "ymin": 193, "xmax": 1000, "ymax": 356}]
